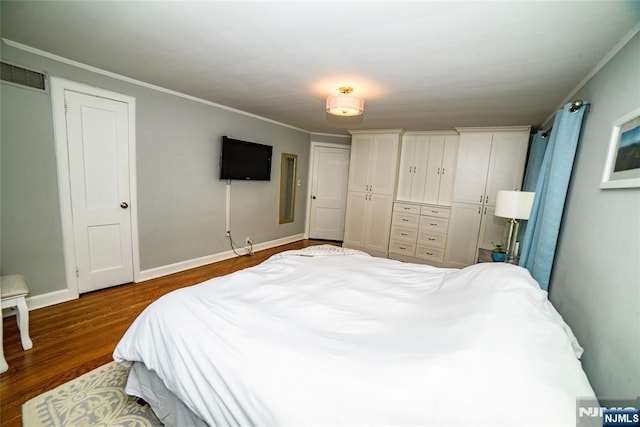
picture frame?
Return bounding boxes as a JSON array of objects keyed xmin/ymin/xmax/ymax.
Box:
[{"xmin": 601, "ymin": 106, "xmax": 640, "ymax": 189}]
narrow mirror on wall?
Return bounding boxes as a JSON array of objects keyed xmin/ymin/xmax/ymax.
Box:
[{"xmin": 279, "ymin": 153, "xmax": 297, "ymax": 224}]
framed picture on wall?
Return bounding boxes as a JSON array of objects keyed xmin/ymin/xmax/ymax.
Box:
[{"xmin": 601, "ymin": 106, "xmax": 640, "ymax": 189}]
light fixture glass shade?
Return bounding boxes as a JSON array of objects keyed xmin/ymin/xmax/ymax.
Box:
[
  {"xmin": 494, "ymin": 191, "xmax": 535, "ymax": 220},
  {"xmin": 326, "ymin": 94, "xmax": 364, "ymax": 116}
]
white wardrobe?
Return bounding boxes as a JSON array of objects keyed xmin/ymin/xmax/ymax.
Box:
[
  {"xmin": 388, "ymin": 131, "xmax": 459, "ymax": 265},
  {"xmin": 444, "ymin": 126, "xmax": 531, "ymax": 268},
  {"xmin": 342, "ymin": 129, "xmax": 403, "ymax": 257},
  {"xmin": 341, "ymin": 126, "xmax": 530, "ymax": 267}
]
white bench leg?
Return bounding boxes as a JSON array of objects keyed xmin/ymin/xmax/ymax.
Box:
[
  {"xmin": 1, "ymin": 310, "xmax": 7, "ymax": 373},
  {"xmin": 15, "ymin": 297, "xmax": 33, "ymax": 351}
]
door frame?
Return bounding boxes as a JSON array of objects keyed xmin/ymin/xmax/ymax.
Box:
[
  {"xmin": 305, "ymin": 141, "xmax": 351, "ymax": 239},
  {"xmin": 51, "ymin": 77, "xmax": 140, "ymax": 300}
]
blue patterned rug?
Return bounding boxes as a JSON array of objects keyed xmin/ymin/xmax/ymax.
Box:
[{"xmin": 22, "ymin": 361, "xmax": 162, "ymax": 426}]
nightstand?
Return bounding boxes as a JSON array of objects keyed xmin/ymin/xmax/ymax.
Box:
[{"xmin": 477, "ymin": 248, "xmax": 520, "ymax": 265}]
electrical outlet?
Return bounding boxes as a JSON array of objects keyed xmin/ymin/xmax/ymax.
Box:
[{"xmin": 245, "ymin": 237, "xmax": 252, "ymax": 245}]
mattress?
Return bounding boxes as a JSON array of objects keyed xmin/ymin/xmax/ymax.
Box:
[{"xmin": 114, "ymin": 245, "xmax": 595, "ymax": 426}]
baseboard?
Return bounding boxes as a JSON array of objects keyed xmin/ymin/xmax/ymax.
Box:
[
  {"xmin": 19, "ymin": 234, "xmax": 306, "ymax": 312},
  {"xmin": 22, "ymin": 287, "xmax": 78, "ymax": 313},
  {"xmin": 137, "ymin": 233, "xmax": 306, "ymax": 282}
]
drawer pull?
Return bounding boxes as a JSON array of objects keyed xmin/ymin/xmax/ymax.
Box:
[
  {"xmin": 402, "ymin": 219, "xmax": 409, "ymax": 222},
  {"xmin": 431, "ymin": 210, "xmax": 439, "ymax": 214},
  {"xmin": 428, "ymin": 237, "xmax": 436, "ymax": 241},
  {"xmin": 403, "ymin": 207, "xmax": 410, "ymax": 210},
  {"xmin": 401, "ymin": 233, "xmax": 408, "ymax": 236},
  {"xmin": 425, "ymin": 252, "xmax": 434, "ymax": 256},
  {"xmin": 399, "ymin": 246, "xmax": 407, "ymax": 250},
  {"xmin": 430, "ymin": 223, "xmax": 438, "ymax": 226}
]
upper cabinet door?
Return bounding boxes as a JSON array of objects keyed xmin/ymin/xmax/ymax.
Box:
[
  {"xmin": 347, "ymin": 134, "xmax": 373, "ymax": 192},
  {"xmin": 484, "ymin": 131, "xmax": 530, "ymax": 206},
  {"xmin": 436, "ymin": 134, "xmax": 459, "ymax": 206},
  {"xmin": 370, "ymin": 133, "xmax": 400, "ymax": 195},
  {"xmin": 396, "ymin": 135, "xmax": 416, "ymax": 201},
  {"xmin": 451, "ymin": 133, "xmax": 493, "ymax": 204},
  {"xmin": 410, "ymin": 136, "xmax": 431, "ymax": 202},
  {"xmin": 423, "ymin": 135, "xmax": 444, "ymax": 204}
]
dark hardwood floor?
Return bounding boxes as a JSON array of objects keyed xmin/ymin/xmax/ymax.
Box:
[{"xmin": 0, "ymin": 239, "xmax": 338, "ymax": 426}]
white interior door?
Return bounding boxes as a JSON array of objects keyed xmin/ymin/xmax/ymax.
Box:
[
  {"xmin": 309, "ymin": 145, "xmax": 350, "ymax": 240},
  {"xmin": 65, "ymin": 90, "xmax": 133, "ymax": 293}
]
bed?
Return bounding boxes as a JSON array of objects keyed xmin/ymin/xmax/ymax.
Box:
[{"xmin": 113, "ymin": 245, "xmax": 595, "ymax": 426}]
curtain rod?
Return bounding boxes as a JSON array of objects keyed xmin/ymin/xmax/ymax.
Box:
[
  {"xmin": 569, "ymin": 99, "xmax": 588, "ymax": 113},
  {"xmin": 540, "ymin": 99, "xmax": 590, "ymax": 137}
]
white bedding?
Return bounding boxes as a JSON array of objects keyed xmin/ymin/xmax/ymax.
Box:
[{"xmin": 114, "ymin": 245, "xmax": 595, "ymax": 426}]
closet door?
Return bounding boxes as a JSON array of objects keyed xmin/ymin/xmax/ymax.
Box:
[
  {"xmin": 484, "ymin": 132, "xmax": 530, "ymax": 205},
  {"xmin": 437, "ymin": 135, "xmax": 459, "ymax": 206},
  {"xmin": 445, "ymin": 202, "xmax": 482, "ymax": 268},
  {"xmin": 451, "ymin": 133, "xmax": 492, "ymax": 204},
  {"xmin": 348, "ymin": 134, "xmax": 373, "ymax": 193},
  {"xmin": 370, "ymin": 133, "xmax": 400, "ymax": 195},
  {"xmin": 396, "ymin": 136, "xmax": 416, "ymax": 201},
  {"xmin": 423, "ymin": 135, "xmax": 444, "ymax": 204}
]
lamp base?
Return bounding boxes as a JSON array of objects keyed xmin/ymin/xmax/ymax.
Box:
[{"xmin": 506, "ymin": 219, "xmax": 520, "ymax": 260}]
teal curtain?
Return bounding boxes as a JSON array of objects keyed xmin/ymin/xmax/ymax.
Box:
[
  {"xmin": 523, "ymin": 130, "xmax": 549, "ymax": 192},
  {"xmin": 519, "ymin": 102, "xmax": 587, "ymax": 291}
]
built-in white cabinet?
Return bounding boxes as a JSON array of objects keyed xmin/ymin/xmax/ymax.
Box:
[
  {"xmin": 343, "ymin": 130, "xmax": 402, "ymax": 257},
  {"xmin": 396, "ymin": 132, "xmax": 459, "ymax": 206},
  {"xmin": 444, "ymin": 127, "xmax": 530, "ymax": 268},
  {"xmin": 388, "ymin": 202, "xmax": 451, "ymax": 266}
]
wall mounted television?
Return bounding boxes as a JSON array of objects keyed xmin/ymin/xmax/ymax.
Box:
[{"xmin": 220, "ymin": 136, "xmax": 273, "ymax": 181}]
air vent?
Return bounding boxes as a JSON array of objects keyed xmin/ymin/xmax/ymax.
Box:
[{"xmin": 1, "ymin": 62, "xmax": 47, "ymax": 91}]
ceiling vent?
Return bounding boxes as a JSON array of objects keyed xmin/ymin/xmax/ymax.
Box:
[{"xmin": 1, "ymin": 62, "xmax": 47, "ymax": 91}]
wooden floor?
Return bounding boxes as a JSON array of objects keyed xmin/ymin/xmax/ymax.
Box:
[{"xmin": 0, "ymin": 239, "xmax": 337, "ymax": 426}]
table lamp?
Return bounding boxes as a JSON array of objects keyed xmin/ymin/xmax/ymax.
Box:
[{"xmin": 494, "ymin": 190, "xmax": 535, "ymax": 260}]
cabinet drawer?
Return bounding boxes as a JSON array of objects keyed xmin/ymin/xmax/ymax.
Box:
[
  {"xmin": 418, "ymin": 231, "xmax": 447, "ymax": 248},
  {"xmin": 394, "ymin": 203, "xmax": 421, "ymax": 215},
  {"xmin": 390, "ymin": 226, "xmax": 418, "ymax": 243},
  {"xmin": 415, "ymin": 245, "xmax": 445, "ymax": 263},
  {"xmin": 420, "ymin": 205, "xmax": 450, "ymax": 219},
  {"xmin": 392, "ymin": 212, "xmax": 419, "ymax": 228},
  {"xmin": 389, "ymin": 240, "xmax": 416, "ymax": 257},
  {"xmin": 419, "ymin": 216, "xmax": 449, "ymax": 233}
]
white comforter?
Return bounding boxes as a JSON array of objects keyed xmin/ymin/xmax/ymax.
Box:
[{"xmin": 114, "ymin": 246, "xmax": 595, "ymax": 426}]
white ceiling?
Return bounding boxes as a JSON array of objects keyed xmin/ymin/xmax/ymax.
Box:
[{"xmin": 2, "ymin": 1, "xmax": 639, "ymax": 135}]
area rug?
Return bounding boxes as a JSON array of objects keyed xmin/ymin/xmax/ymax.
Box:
[{"xmin": 22, "ymin": 361, "xmax": 162, "ymax": 426}]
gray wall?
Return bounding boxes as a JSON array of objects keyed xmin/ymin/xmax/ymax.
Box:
[
  {"xmin": 1, "ymin": 42, "xmax": 313, "ymax": 297},
  {"xmin": 549, "ymin": 33, "xmax": 639, "ymax": 400}
]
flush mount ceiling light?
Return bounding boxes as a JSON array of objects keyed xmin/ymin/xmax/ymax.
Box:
[{"xmin": 326, "ymin": 87, "xmax": 364, "ymax": 116}]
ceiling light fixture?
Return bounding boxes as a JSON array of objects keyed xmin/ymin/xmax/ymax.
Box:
[{"xmin": 326, "ymin": 87, "xmax": 364, "ymax": 116}]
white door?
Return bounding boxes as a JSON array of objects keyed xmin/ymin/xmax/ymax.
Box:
[
  {"xmin": 343, "ymin": 191, "xmax": 368, "ymax": 249},
  {"xmin": 364, "ymin": 193, "xmax": 394, "ymax": 255},
  {"xmin": 370, "ymin": 133, "xmax": 400, "ymax": 195},
  {"xmin": 65, "ymin": 90, "xmax": 133, "ymax": 293},
  {"xmin": 309, "ymin": 146, "xmax": 350, "ymax": 240},
  {"xmin": 445, "ymin": 202, "xmax": 483, "ymax": 268},
  {"xmin": 484, "ymin": 131, "xmax": 530, "ymax": 205},
  {"xmin": 437, "ymin": 135, "xmax": 459, "ymax": 206},
  {"xmin": 411, "ymin": 136, "xmax": 430, "ymax": 202},
  {"xmin": 396, "ymin": 135, "xmax": 415, "ymax": 201},
  {"xmin": 423, "ymin": 135, "xmax": 444, "ymax": 204},
  {"xmin": 348, "ymin": 134, "xmax": 373, "ymax": 192},
  {"xmin": 477, "ymin": 205, "xmax": 508, "ymax": 251},
  {"xmin": 452, "ymin": 133, "xmax": 493, "ymax": 204}
]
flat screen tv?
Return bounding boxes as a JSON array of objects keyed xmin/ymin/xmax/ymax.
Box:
[{"xmin": 220, "ymin": 136, "xmax": 272, "ymax": 181}]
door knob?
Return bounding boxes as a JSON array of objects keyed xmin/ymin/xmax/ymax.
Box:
[{"xmin": 120, "ymin": 202, "xmax": 129, "ymax": 209}]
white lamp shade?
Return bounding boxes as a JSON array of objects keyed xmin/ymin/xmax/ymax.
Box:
[
  {"xmin": 494, "ymin": 191, "xmax": 535, "ymax": 220},
  {"xmin": 326, "ymin": 95, "xmax": 364, "ymax": 116}
]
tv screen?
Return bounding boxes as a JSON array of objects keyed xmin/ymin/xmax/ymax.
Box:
[{"xmin": 220, "ymin": 136, "xmax": 272, "ymax": 181}]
